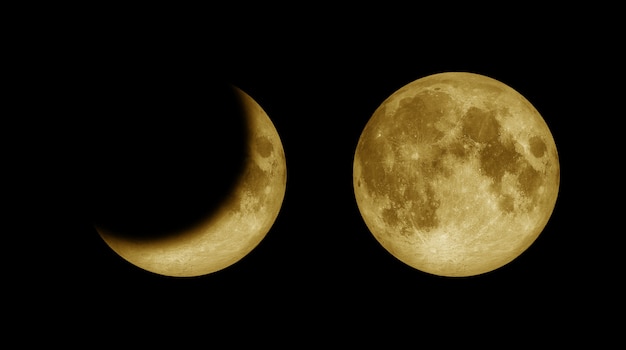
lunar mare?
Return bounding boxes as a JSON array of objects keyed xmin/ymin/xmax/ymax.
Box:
[
  {"xmin": 353, "ymin": 72, "xmax": 559, "ymax": 277},
  {"xmin": 97, "ymin": 86, "xmax": 286, "ymax": 277}
]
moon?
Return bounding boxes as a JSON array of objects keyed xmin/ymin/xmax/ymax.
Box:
[
  {"xmin": 96, "ymin": 86, "xmax": 287, "ymax": 277},
  {"xmin": 353, "ymin": 72, "xmax": 560, "ymax": 277}
]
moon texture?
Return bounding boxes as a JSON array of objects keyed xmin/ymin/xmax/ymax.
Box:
[
  {"xmin": 353, "ymin": 72, "xmax": 560, "ymax": 277},
  {"xmin": 97, "ymin": 86, "xmax": 286, "ymax": 277}
]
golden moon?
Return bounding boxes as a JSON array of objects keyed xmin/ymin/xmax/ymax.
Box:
[
  {"xmin": 353, "ymin": 72, "xmax": 560, "ymax": 277},
  {"xmin": 96, "ymin": 86, "xmax": 287, "ymax": 277}
]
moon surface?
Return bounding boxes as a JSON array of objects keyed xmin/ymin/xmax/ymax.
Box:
[
  {"xmin": 353, "ymin": 72, "xmax": 560, "ymax": 277},
  {"xmin": 96, "ymin": 86, "xmax": 286, "ymax": 277}
]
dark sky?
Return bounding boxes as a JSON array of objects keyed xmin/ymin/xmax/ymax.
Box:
[{"xmin": 19, "ymin": 9, "xmax": 615, "ymax": 344}]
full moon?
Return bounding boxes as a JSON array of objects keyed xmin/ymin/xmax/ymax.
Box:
[
  {"xmin": 96, "ymin": 86, "xmax": 287, "ymax": 277},
  {"xmin": 353, "ymin": 72, "xmax": 560, "ymax": 277}
]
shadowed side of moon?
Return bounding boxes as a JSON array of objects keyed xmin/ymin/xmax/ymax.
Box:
[{"xmin": 86, "ymin": 75, "xmax": 248, "ymax": 241}]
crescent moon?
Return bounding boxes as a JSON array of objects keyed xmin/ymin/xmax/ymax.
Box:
[{"xmin": 96, "ymin": 86, "xmax": 287, "ymax": 277}]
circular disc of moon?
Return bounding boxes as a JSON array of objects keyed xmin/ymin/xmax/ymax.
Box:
[
  {"xmin": 353, "ymin": 72, "xmax": 560, "ymax": 277},
  {"xmin": 96, "ymin": 86, "xmax": 286, "ymax": 277}
]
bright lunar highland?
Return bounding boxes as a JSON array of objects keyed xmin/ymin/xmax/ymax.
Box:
[
  {"xmin": 353, "ymin": 72, "xmax": 560, "ymax": 277},
  {"xmin": 97, "ymin": 86, "xmax": 287, "ymax": 277}
]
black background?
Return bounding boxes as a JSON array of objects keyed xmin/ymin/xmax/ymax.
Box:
[{"xmin": 13, "ymin": 5, "xmax": 619, "ymax": 345}]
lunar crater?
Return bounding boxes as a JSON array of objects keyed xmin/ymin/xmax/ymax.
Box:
[
  {"xmin": 529, "ymin": 135, "xmax": 547, "ymax": 157},
  {"xmin": 255, "ymin": 135, "xmax": 274, "ymax": 158}
]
